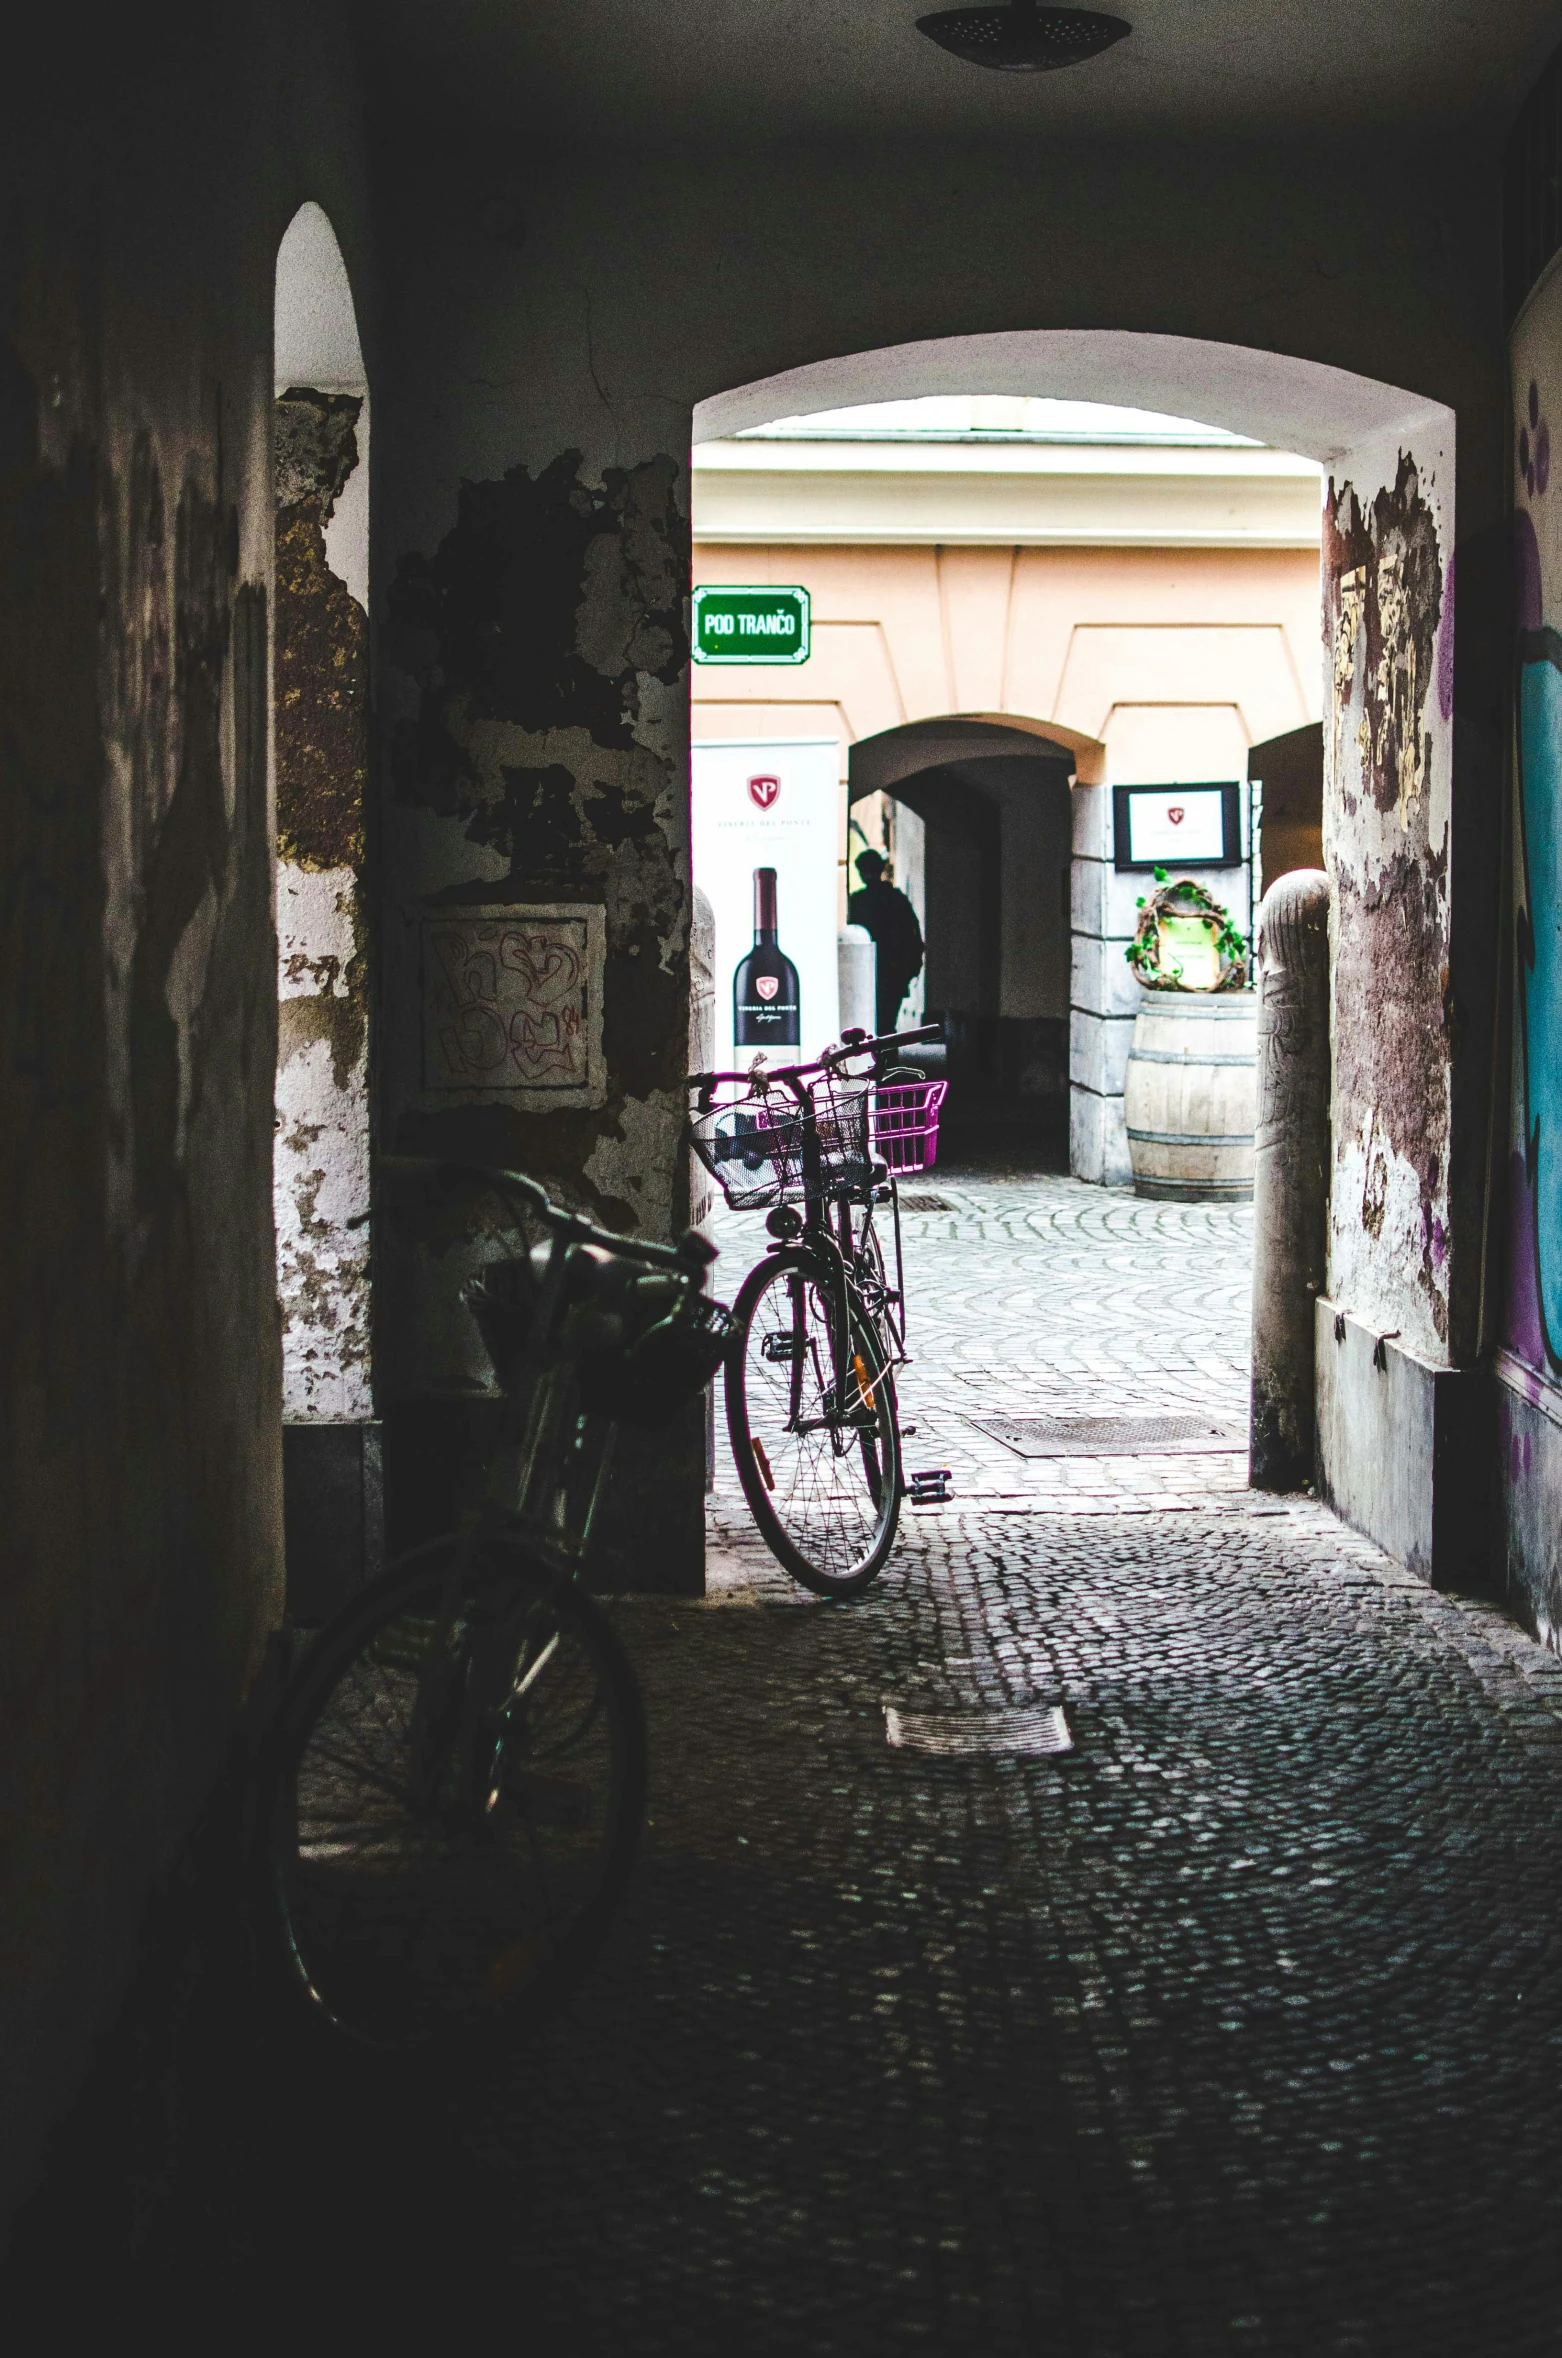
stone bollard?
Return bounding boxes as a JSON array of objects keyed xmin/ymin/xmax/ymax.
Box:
[
  {"xmin": 838, "ymin": 923, "xmax": 877, "ymax": 1037},
  {"xmin": 1250, "ymin": 869, "xmax": 1331, "ymax": 1491}
]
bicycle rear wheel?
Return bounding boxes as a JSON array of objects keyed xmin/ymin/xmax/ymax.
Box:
[
  {"xmin": 257, "ymin": 1540, "xmax": 646, "ymax": 2049},
  {"xmin": 726, "ymin": 1247, "xmax": 902, "ymax": 1598}
]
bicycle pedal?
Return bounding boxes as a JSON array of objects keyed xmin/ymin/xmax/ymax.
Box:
[{"xmin": 908, "ymin": 1467, "xmax": 953, "ymax": 1504}]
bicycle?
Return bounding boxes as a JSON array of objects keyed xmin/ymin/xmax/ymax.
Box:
[
  {"xmin": 253, "ymin": 1157, "xmax": 733, "ymax": 2051},
  {"xmin": 689, "ymin": 1026, "xmax": 948, "ymax": 1601}
]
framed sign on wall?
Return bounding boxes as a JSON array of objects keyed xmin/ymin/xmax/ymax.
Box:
[{"xmin": 1113, "ymin": 782, "xmax": 1241, "ymax": 872}]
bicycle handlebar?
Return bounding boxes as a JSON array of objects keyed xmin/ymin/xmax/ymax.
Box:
[
  {"xmin": 378, "ymin": 1156, "xmax": 715, "ymax": 1273},
  {"xmin": 688, "ymin": 1023, "xmax": 943, "ymax": 1097}
]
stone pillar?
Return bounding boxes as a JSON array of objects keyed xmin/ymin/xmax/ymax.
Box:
[
  {"xmin": 691, "ymin": 885, "xmax": 718, "ymax": 1494},
  {"xmin": 1249, "ymin": 869, "xmax": 1331, "ymax": 1490},
  {"xmin": 273, "ymin": 387, "xmax": 379, "ymax": 1623},
  {"xmin": 377, "ymin": 452, "xmax": 702, "ymax": 1590},
  {"xmin": 1068, "ymin": 784, "xmax": 1138, "ymax": 1184},
  {"xmin": 690, "ymin": 886, "xmax": 717, "ymax": 1235}
]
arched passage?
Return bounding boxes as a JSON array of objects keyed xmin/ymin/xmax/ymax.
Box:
[
  {"xmin": 696, "ymin": 333, "xmax": 1455, "ymax": 1255},
  {"xmin": 272, "ymin": 202, "xmax": 376, "ymax": 1617}
]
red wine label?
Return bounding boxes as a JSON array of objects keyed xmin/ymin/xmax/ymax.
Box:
[{"xmin": 754, "ymin": 975, "xmax": 779, "ymax": 1000}]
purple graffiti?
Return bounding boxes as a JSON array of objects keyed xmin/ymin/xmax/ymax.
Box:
[
  {"xmin": 1516, "ymin": 509, "xmax": 1544, "ymax": 633},
  {"xmin": 1521, "ymin": 387, "xmax": 1550, "ymax": 499}
]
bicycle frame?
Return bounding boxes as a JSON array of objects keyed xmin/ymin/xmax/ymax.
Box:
[
  {"xmin": 378, "ymin": 1156, "xmax": 711, "ymax": 1789},
  {"xmin": 691, "ymin": 1022, "xmax": 940, "ymax": 1428}
]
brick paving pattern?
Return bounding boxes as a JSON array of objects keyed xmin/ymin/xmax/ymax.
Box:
[
  {"xmin": 16, "ymin": 1175, "xmax": 1562, "ymax": 2347},
  {"xmin": 708, "ymin": 1174, "xmax": 1253, "ymax": 1594}
]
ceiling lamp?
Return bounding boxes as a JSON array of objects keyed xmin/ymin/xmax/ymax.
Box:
[{"xmin": 916, "ymin": 0, "xmax": 1130, "ymax": 71}]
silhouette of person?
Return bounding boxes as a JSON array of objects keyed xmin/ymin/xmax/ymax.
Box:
[{"xmin": 848, "ymin": 849, "xmax": 925, "ymax": 1036}]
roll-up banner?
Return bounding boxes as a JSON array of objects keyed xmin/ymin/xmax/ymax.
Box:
[{"xmin": 691, "ymin": 738, "xmax": 842, "ymax": 1074}]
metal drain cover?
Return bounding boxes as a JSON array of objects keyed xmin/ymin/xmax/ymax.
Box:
[
  {"xmin": 898, "ymin": 1192, "xmax": 952, "ymax": 1211},
  {"xmin": 884, "ymin": 1704, "xmax": 1072, "ymax": 1757},
  {"xmin": 971, "ymin": 1412, "xmax": 1243, "ymax": 1458}
]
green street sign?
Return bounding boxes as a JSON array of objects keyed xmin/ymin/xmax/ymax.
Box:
[{"xmin": 692, "ymin": 584, "xmax": 810, "ymax": 666}]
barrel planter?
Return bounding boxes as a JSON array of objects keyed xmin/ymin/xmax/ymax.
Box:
[{"xmin": 1123, "ymin": 990, "xmax": 1257, "ymax": 1202}]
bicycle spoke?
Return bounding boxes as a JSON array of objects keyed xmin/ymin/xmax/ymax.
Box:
[
  {"xmin": 733, "ymin": 1255, "xmax": 899, "ymax": 1590},
  {"xmin": 272, "ymin": 1565, "xmax": 640, "ymax": 2045}
]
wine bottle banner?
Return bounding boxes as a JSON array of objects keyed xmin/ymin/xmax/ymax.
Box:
[
  {"xmin": 691, "ymin": 738, "xmax": 842, "ymax": 1069},
  {"xmin": 734, "ymin": 866, "xmax": 802, "ymax": 1048}
]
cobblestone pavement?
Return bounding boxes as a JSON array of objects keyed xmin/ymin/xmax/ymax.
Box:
[
  {"xmin": 708, "ymin": 1174, "xmax": 1255, "ymax": 1591},
  {"xmin": 18, "ymin": 1176, "xmax": 1562, "ymax": 2348}
]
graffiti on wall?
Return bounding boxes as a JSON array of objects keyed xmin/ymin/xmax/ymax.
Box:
[
  {"xmin": 1509, "ymin": 268, "xmax": 1562, "ymax": 1372},
  {"xmin": 421, "ymin": 903, "xmax": 606, "ymax": 1106}
]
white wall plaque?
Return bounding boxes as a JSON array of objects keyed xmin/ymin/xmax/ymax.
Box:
[{"xmin": 420, "ymin": 903, "xmax": 606, "ymax": 1107}]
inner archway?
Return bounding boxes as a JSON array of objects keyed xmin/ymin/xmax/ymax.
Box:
[{"xmin": 851, "ymin": 718, "xmax": 1076, "ymax": 1167}]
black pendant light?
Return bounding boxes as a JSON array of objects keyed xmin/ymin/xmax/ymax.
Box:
[{"xmin": 916, "ymin": 0, "xmax": 1130, "ymax": 72}]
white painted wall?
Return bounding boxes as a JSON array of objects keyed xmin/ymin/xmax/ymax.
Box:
[
  {"xmin": 273, "ymin": 203, "xmax": 373, "ymax": 1424},
  {"xmin": 887, "ymin": 799, "xmax": 926, "ymax": 1024}
]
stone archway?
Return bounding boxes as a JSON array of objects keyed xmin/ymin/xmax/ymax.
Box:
[{"xmin": 695, "ymin": 333, "xmax": 1457, "ymax": 1330}]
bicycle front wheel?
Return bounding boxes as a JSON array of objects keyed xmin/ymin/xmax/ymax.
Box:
[
  {"xmin": 726, "ymin": 1247, "xmax": 902, "ymax": 1598},
  {"xmin": 257, "ymin": 1541, "xmax": 647, "ymax": 2049}
]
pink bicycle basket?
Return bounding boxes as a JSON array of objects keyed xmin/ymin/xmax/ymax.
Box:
[{"xmin": 871, "ymin": 1078, "xmax": 949, "ymax": 1175}]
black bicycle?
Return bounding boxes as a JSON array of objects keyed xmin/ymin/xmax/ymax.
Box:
[
  {"xmin": 690, "ymin": 1025, "xmax": 944, "ymax": 1600},
  {"xmin": 254, "ymin": 1158, "xmax": 732, "ymax": 2050}
]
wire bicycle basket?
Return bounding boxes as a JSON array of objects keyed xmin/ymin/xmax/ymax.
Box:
[
  {"xmin": 871, "ymin": 1077, "xmax": 949, "ymax": 1175},
  {"xmin": 691, "ymin": 1073, "xmax": 875, "ymax": 1209}
]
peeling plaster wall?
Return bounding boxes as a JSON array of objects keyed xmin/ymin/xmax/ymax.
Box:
[
  {"xmin": 374, "ymin": 409, "xmax": 700, "ymax": 1579},
  {"xmin": 1323, "ymin": 430, "xmax": 1457, "ymax": 1358},
  {"xmin": 0, "ymin": 0, "xmax": 372, "ymax": 2230},
  {"xmin": 274, "ymin": 387, "xmax": 372, "ymax": 1420},
  {"xmin": 380, "ymin": 452, "xmax": 689, "ymax": 1246}
]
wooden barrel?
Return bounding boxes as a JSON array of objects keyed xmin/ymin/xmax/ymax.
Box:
[{"xmin": 1124, "ymin": 991, "xmax": 1257, "ymax": 1201}]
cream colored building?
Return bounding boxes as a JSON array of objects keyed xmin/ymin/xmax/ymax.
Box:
[{"xmin": 690, "ymin": 398, "xmax": 1323, "ymax": 1181}]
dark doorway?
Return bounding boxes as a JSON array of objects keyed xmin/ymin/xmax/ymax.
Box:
[
  {"xmin": 879, "ymin": 751, "xmax": 1073, "ymax": 1170},
  {"xmin": 1249, "ymin": 721, "xmax": 1323, "ymax": 899}
]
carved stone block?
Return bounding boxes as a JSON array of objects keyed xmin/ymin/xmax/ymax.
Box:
[{"xmin": 420, "ymin": 903, "xmax": 606, "ymax": 1107}]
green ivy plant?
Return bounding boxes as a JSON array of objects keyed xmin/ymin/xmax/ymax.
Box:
[{"xmin": 1125, "ymin": 867, "xmax": 1249, "ymax": 991}]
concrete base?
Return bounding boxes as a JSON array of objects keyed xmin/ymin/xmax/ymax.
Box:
[
  {"xmin": 1132, "ymin": 1175, "xmax": 1253, "ymax": 1204},
  {"xmin": 1069, "ymin": 1083, "xmax": 1132, "ymax": 1185},
  {"xmin": 1495, "ymin": 1352, "xmax": 1562, "ymax": 1650},
  {"xmin": 382, "ymin": 1396, "xmax": 707, "ymax": 1597},
  {"xmin": 282, "ymin": 1420, "xmax": 385, "ymax": 1626},
  {"xmin": 1315, "ymin": 1302, "xmax": 1491, "ymax": 1590}
]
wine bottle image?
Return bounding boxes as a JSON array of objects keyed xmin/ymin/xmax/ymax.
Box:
[{"xmin": 734, "ymin": 867, "xmax": 801, "ymax": 1049}]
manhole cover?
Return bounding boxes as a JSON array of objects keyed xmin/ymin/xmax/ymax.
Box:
[
  {"xmin": 971, "ymin": 1412, "xmax": 1243, "ymax": 1458},
  {"xmin": 884, "ymin": 1704, "xmax": 1072, "ymax": 1757},
  {"xmin": 898, "ymin": 1192, "xmax": 951, "ymax": 1211}
]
